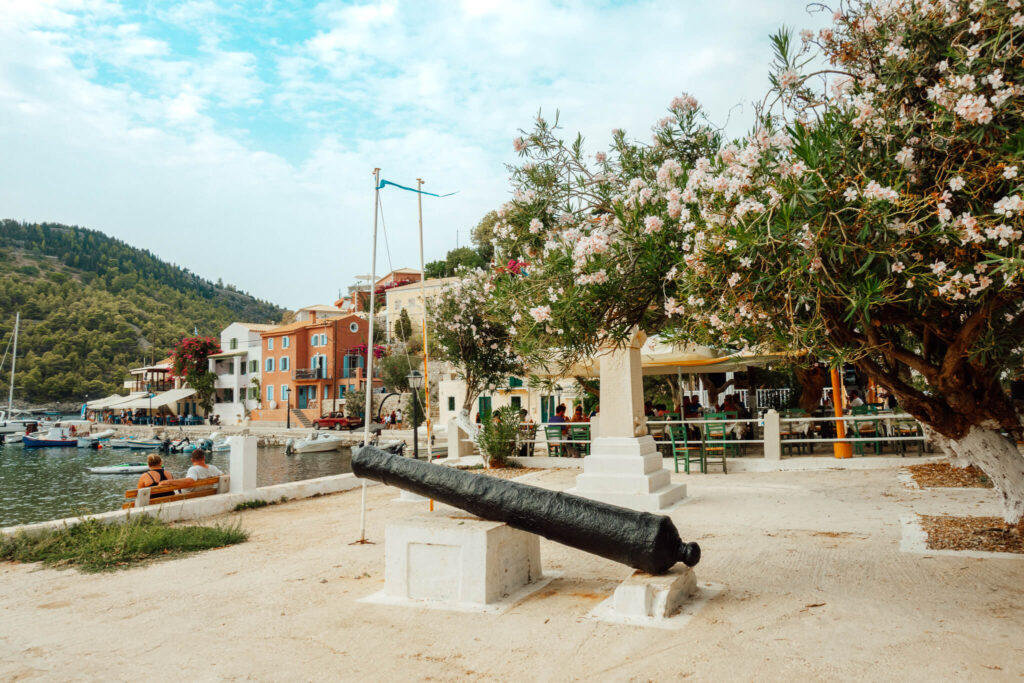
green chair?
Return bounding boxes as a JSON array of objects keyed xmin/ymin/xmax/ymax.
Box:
[
  {"xmin": 569, "ymin": 424, "xmax": 591, "ymax": 456},
  {"xmin": 544, "ymin": 425, "xmax": 566, "ymax": 457},
  {"xmin": 851, "ymin": 405, "xmax": 882, "ymax": 455},
  {"xmin": 891, "ymin": 418, "xmax": 923, "ymax": 457},
  {"xmin": 702, "ymin": 412, "xmax": 734, "ymax": 473},
  {"xmin": 670, "ymin": 424, "xmax": 704, "ymax": 474}
]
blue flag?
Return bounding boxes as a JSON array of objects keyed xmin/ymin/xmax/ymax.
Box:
[{"xmin": 377, "ymin": 179, "xmax": 456, "ymax": 197}]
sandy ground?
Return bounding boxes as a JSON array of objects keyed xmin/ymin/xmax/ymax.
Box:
[{"xmin": 2, "ymin": 466, "xmax": 1023, "ymax": 682}]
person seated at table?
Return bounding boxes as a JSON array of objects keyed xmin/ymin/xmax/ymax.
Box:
[
  {"xmin": 571, "ymin": 405, "xmax": 588, "ymax": 423},
  {"xmin": 518, "ymin": 409, "xmax": 536, "ymax": 457},
  {"xmin": 161, "ymin": 449, "xmax": 223, "ymax": 490},
  {"xmin": 549, "ymin": 404, "xmax": 569, "ymax": 435},
  {"xmin": 682, "ymin": 396, "xmax": 698, "ymax": 418},
  {"xmin": 136, "ymin": 454, "xmax": 173, "ymax": 498},
  {"xmin": 721, "ymin": 395, "xmax": 747, "ymax": 438},
  {"xmin": 643, "ymin": 401, "xmax": 655, "ymax": 417},
  {"xmin": 847, "ymin": 390, "xmax": 865, "ymax": 409}
]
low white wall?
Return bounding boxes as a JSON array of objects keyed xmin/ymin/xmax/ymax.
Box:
[{"xmin": 1, "ymin": 473, "xmax": 379, "ymax": 538}]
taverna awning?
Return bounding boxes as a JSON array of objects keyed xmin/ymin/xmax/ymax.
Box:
[
  {"xmin": 533, "ymin": 336, "xmax": 786, "ymax": 379},
  {"xmin": 118, "ymin": 388, "xmax": 196, "ymax": 410},
  {"xmin": 87, "ymin": 393, "xmax": 140, "ymax": 409}
]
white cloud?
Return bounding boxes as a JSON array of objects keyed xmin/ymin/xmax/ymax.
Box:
[{"xmin": 0, "ymin": 0, "xmax": 829, "ymax": 309}]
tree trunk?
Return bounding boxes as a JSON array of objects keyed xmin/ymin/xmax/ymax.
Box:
[
  {"xmin": 928, "ymin": 425, "xmax": 1024, "ymax": 524},
  {"xmin": 793, "ymin": 365, "xmax": 829, "ymax": 413}
]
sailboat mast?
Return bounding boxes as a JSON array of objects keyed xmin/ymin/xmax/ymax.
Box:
[
  {"xmin": 416, "ymin": 178, "xmax": 432, "ymax": 461},
  {"xmin": 8, "ymin": 312, "xmax": 18, "ymax": 415},
  {"xmin": 358, "ymin": 168, "xmax": 381, "ymax": 544}
]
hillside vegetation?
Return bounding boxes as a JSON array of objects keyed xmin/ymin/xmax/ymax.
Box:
[{"xmin": 0, "ymin": 221, "xmax": 283, "ymax": 404}]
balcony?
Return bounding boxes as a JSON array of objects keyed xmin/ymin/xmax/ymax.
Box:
[{"xmin": 295, "ymin": 368, "xmax": 331, "ymax": 381}]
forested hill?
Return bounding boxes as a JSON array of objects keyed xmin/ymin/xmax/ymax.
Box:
[{"xmin": 0, "ymin": 220, "xmax": 285, "ymax": 404}]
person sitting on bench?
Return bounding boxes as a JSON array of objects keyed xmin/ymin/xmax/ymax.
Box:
[
  {"xmin": 161, "ymin": 449, "xmax": 223, "ymax": 490},
  {"xmin": 136, "ymin": 454, "xmax": 173, "ymax": 499}
]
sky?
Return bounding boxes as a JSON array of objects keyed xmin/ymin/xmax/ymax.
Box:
[{"xmin": 0, "ymin": 0, "xmax": 828, "ymax": 310}]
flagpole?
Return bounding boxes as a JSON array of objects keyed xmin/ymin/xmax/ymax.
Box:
[
  {"xmin": 355, "ymin": 168, "xmax": 381, "ymax": 544},
  {"xmin": 416, "ymin": 178, "xmax": 436, "ymax": 512}
]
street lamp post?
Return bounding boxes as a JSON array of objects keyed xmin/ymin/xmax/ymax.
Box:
[{"xmin": 407, "ymin": 370, "xmax": 423, "ymax": 460}]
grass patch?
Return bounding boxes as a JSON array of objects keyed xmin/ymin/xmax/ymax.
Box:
[{"xmin": 0, "ymin": 516, "xmax": 248, "ymax": 572}]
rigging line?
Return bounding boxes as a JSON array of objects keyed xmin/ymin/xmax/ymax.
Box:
[
  {"xmin": 376, "ymin": 194, "xmax": 419, "ymax": 377},
  {"xmin": 0, "ymin": 331, "xmax": 12, "ymax": 380}
]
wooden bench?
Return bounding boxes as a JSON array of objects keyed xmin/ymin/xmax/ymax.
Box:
[{"xmin": 123, "ymin": 475, "xmax": 230, "ymax": 509}]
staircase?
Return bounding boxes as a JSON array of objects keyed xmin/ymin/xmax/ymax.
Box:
[{"xmin": 290, "ymin": 408, "xmax": 313, "ymax": 428}]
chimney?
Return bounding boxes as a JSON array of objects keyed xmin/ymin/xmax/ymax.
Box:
[{"xmin": 311, "ymin": 311, "xmax": 317, "ymax": 323}]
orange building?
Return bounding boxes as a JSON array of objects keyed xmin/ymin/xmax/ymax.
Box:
[{"xmin": 252, "ymin": 312, "xmax": 382, "ymax": 424}]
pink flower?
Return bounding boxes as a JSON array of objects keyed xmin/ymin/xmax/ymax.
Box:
[
  {"xmin": 643, "ymin": 215, "xmax": 664, "ymax": 234},
  {"xmin": 529, "ymin": 305, "xmax": 552, "ymax": 323},
  {"xmin": 513, "ymin": 137, "xmax": 526, "ymax": 152}
]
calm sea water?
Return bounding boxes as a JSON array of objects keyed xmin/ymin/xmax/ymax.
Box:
[{"xmin": 0, "ymin": 442, "xmax": 352, "ymax": 527}]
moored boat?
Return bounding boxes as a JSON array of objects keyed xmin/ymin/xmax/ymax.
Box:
[
  {"xmin": 23, "ymin": 427, "xmax": 77, "ymax": 448},
  {"xmin": 286, "ymin": 431, "xmax": 346, "ymax": 454},
  {"xmin": 77, "ymin": 429, "xmax": 115, "ymax": 448},
  {"xmin": 87, "ymin": 462, "xmax": 150, "ymax": 474}
]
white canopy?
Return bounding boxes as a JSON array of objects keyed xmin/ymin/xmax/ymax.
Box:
[
  {"xmin": 87, "ymin": 393, "xmax": 140, "ymax": 409},
  {"xmin": 118, "ymin": 388, "xmax": 196, "ymax": 410}
]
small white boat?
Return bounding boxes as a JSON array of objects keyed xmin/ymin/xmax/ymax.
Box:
[
  {"xmin": 124, "ymin": 438, "xmax": 165, "ymax": 450},
  {"xmin": 77, "ymin": 429, "xmax": 115, "ymax": 448},
  {"xmin": 88, "ymin": 462, "xmax": 150, "ymax": 475},
  {"xmin": 2, "ymin": 432, "xmax": 23, "ymax": 445},
  {"xmin": 286, "ymin": 431, "xmax": 346, "ymax": 454}
]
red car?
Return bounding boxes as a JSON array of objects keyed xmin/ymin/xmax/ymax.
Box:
[{"xmin": 312, "ymin": 414, "xmax": 364, "ymax": 431}]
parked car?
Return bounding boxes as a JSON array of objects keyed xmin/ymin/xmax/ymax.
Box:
[{"xmin": 312, "ymin": 413, "xmax": 364, "ymax": 431}]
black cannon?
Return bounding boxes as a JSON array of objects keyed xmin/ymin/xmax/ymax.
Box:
[{"xmin": 352, "ymin": 446, "xmax": 700, "ymax": 575}]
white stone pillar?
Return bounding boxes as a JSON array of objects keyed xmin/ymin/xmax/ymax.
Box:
[
  {"xmin": 575, "ymin": 330, "xmax": 686, "ymax": 512},
  {"xmin": 228, "ymin": 435, "xmax": 258, "ymax": 493},
  {"xmin": 763, "ymin": 409, "xmax": 781, "ymax": 461},
  {"xmin": 446, "ymin": 417, "xmax": 476, "ymax": 461}
]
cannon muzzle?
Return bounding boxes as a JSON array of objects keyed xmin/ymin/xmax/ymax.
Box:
[{"xmin": 352, "ymin": 446, "xmax": 700, "ymax": 575}]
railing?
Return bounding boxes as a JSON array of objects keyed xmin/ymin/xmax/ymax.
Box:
[
  {"xmin": 457, "ymin": 411, "xmax": 928, "ymax": 459},
  {"xmin": 295, "ymin": 368, "xmax": 331, "ymax": 380}
]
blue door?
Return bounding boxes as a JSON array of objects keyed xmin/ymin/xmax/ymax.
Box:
[{"xmin": 298, "ymin": 387, "xmax": 308, "ymax": 409}]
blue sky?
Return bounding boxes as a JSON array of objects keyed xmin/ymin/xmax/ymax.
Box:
[{"xmin": 0, "ymin": 0, "xmax": 826, "ymax": 309}]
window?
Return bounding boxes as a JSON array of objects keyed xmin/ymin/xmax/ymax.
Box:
[
  {"xmin": 265, "ymin": 357, "xmax": 275, "ymax": 373},
  {"xmin": 338, "ymin": 384, "xmax": 345, "ymax": 396},
  {"xmin": 230, "ymin": 338, "xmax": 238, "ymax": 350},
  {"xmin": 320, "ymin": 333, "xmax": 327, "ymax": 346},
  {"xmin": 511, "ymin": 396, "xmax": 522, "ymax": 409},
  {"xmin": 324, "ymin": 386, "xmax": 330, "ymax": 400},
  {"xmin": 311, "ymin": 335, "xmax": 318, "ymax": 347},
  {"xmin": 268, "ymin": 338, "xmax": 274, "ymax": 350},
  {"xmin": 280, "ymin": 357, "xmax": 290, "ymax": 371},
  {"xmin": 283, "ymin": 336, "xmax": 290, "ymax": 348},
  {"xmin": 281, "ymin": 385, "xmax": 289, "ymax": 401},
  {"xmin": 239, "ymin": 360, "xmax": 246, "ymax": 375},
  {"xmin": 249, "ymin": 360, "xmax": 258, "ymax": 373},
  {"xmin": 249, "ymin": 387, "xmax": 258, "ymax": 400},
  {"xmin": 309, "ymin": 386, "xmax": 317, "ymax": 400},
  {"xmin": 349, "ymin": 322, "xmax": 359, "ymax": 333},
  {"xmin": 267, "ymin": 385, "xmax": 274, "ymax": 402},
  {"xmin": 448, "ymin": 397, "xmax": 455, "ymax": 411}
]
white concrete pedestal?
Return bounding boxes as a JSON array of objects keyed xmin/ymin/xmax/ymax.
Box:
[
  {"xmin": 613, "ymin": 566, "xmax": 697, "ymax": 618},
  {"xmin": 574, "ymin": 436, "xmax": 686, "ymax": 512},
  {"xmin": 379, "ymin": 513, "xmax": 543, "ymax": 608}
]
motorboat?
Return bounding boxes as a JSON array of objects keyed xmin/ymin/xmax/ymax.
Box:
[
  {"xmin": 23, "ymin": 426, "xmax": 77, "ymax": 448},
  {"xmin": 2, "ymin": 432, "xmax": 22, "ymax": 445},
  {"xmin": 77, "ymin": 429, "xmax": 115, "ymax": 448},
  {"xmin": 87, "ymin": 462, "xmax": 150, "ymax": 475},
  {"xmin": 124, "ymin": 438, "xmax": 166, "ymax": 450},
  {"xmin": 286, "ymin": 431, "xmax": 346, "ymax": 454}
]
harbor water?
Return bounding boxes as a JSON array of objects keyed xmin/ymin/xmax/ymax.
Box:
[{"xmin": 0, "ymin": 442, "xmax": 353, "ymax": 527}]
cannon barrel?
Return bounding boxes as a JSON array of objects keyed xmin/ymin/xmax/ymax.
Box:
[{"xmin": 352, "ymin": 447, "xmax": 700, "ymax": 575}]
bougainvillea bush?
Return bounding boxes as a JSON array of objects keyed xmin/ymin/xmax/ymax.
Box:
[
  {"xmin": 171, "ymin": 336, "xmax": 221, "ymax": 413},
  {"xmin": 484, "ymin": 1, "xmax": 1024, "ymax": 523}
]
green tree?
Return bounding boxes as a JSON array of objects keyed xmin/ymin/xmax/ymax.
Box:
[{"xmin": 395, "ymin": 309, "xmax": 414, "ymax": 340}]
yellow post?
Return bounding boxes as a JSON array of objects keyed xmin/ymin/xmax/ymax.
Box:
[{"xmin": 831, "ymin": 367, "xmax": 852, "ymax": 458}]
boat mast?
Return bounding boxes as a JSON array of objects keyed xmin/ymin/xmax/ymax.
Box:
[
  {"xmin": 7, "ymin": 312, "xmax": 18, "ymax": 416},
  {"xmin": 416, "ymin": 178, "xmax": 432, "ymax": 462},
  {"xmin": 357, "ymin": 168, "xmax": 381, "ymax": 544}
]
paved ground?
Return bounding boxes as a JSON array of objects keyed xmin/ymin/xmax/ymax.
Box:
[{"xmin": 1, "ymin": 466, "xmax": 1022, "ymax": 681}]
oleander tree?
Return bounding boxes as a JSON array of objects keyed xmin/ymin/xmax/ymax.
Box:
[
  {"xmin": 427, "ymin": 270, "xmax": 523, "ymax": 434},
  {"xmin": 486, "ymin": 102, "xmax": 721, "ymax": 370},
  {"xmin": 486, "ymin": 0, "xmax": 1024, "ymax": 524},
  {"xmin": 661, "ymin": 1, "xmax": 1024, "ymax": 524},
  {"xmin": 170, "ymin": 335, "xmax": 220, "ymax": 413}
]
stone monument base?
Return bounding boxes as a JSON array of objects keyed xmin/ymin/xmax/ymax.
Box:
[
  {"xmin": 574, "ymin": 436, "xmax": 686, "ymax": 512},
  {"xmin": 382, "ymin": 513, "xmax": 542, "ymax": 607},
  {"xmin": 613, "ymin": 566, "xmax": 697, "ymax": 618}
]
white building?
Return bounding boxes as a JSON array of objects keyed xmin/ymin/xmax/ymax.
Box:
[
  {"xmin": 208, "ymin": 322, "xmax": 276, "ymax": 425},
  {"xmin": 384, "ymin": 276, "xmax": 459, "ymax": 342},
  {"xmin": 437, "ymin": 374, "xmax": 584, "ymax": 426}
]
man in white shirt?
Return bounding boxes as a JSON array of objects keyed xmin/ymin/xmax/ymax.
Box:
[
  {"xmin": 848, "ymin": 390, "xmax": 865, "ymax": 408},
  {"xmin": 395, "ymin": 408, "xmax": 403, "ymax": 428},
  {"xmin": 162, "ymin": 449, "xmax": 224, "ymax": 490}
]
